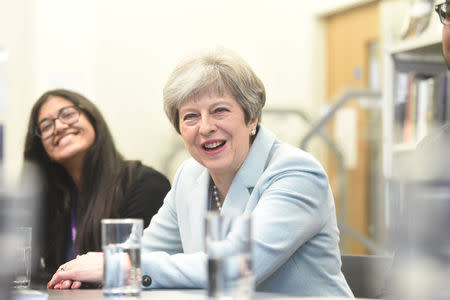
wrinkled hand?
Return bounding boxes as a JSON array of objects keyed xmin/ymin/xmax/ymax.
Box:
[{"xmin": 47, "ymin": 252, "xmax": 104, "ymax": 289}]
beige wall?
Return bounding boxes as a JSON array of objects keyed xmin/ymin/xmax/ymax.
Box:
[
  {"xmin": 0, "ymin": 0, "xmax": 376, "ymax": 181},
  {"xmin": 0, "ymin": 0, "xmax": 35, "ymax": 183}
]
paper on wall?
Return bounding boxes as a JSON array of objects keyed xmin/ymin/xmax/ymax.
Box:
[{"xmin": 334, "ymin": 107, "xmax": 358, "ymax": 169}]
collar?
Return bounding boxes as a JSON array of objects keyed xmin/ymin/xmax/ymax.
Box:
[
  {"xmin": 233, "ymin": 124, "xmax": 276, "ymax": 188},
  {"xmin": 220, "ymin": 124, "xmax": 276, "ymax": 214},
  {"xmin": 191, "ymin": 124, "xmax": 277, "ymax": 214}
]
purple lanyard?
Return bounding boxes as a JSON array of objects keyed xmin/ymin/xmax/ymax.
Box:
[
  {"xmin": 70, "ymin": 204, "xmax": 77, "ymax": 245},
  {"xmin": 71, "ymin": 187, "xmax": 78, "ymax": 255}
]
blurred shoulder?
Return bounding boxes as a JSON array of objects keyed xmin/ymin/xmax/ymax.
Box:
[
  {"xmin": 414, "ymin": 122, "xmax": 450, "ymax": 179},
  {"xmin": 131, "ymin": 162, "xmax": 166, "ymax": 179},
  {"xmin": 125, "ymin": 161, "xmax": 171, "ymax": 191},
  {"xmin": 417, "ymin": 122, "xmax": 450, "ymax": 154},
  {"xmin": 137, "ymin": 164, "xmax": 169, "ymax": 181}
]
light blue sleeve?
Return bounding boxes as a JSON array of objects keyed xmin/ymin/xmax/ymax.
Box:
[
  {"xmin": 140, "ymin": 162, "xmax": 207, "ymax": 288},
  {"xmin": 249, "ymin": 151, "xmax": 332, "ymax": 284},
  {"xmin": 141, "ymin": 187, "xmax": 183, "ymax": 255},
  {"xmin": 103, "ymin": 252, "xmax": 131, "ymax": 289},
  {"xmin": 141, "ymin": 251, "xmax": 207, "ymax": 288}
]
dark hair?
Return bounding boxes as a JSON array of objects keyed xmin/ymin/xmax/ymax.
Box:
[{"xmin": 24, "ymin": 89, "xmax": 138, "ymax": 272}]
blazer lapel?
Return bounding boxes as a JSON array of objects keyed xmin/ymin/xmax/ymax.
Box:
[
  {"xmin": 184, "ymin": 167, "xmax": 210, "ymax": 250},
  {"xmin": 222, "ymin": 125, "xmax": 276, "ymax": 214},
  {"xmin": 222, "ymin": 179, "xmax": 251, "ymax": 215}
]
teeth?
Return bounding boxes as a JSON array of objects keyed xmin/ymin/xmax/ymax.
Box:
[{"xmin": 204, "ymin": 141, "xmax": 223, "ymax": 149}]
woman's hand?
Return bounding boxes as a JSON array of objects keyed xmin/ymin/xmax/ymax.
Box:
[{"xmin": 47, "ymin": 252, "xmax": 104, "ymax": 289}]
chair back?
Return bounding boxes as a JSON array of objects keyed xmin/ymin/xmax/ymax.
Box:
[{"xmin": 341, "ymin": 254, "xmax": 393, "ymax": 298}]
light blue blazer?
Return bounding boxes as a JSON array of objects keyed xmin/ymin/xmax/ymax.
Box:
[{"xmin": 141, "ymin": 125, "xmax": 353, "ymax": 297}]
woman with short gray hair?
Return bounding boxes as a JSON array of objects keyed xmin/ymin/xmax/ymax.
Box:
[
  {"xmin": 48, "ymin": 48, "xmax": 353, "ymax": 297},
  {"xmin": 163, "ymin": 49, "xmax": 265, "ymax": 133}
]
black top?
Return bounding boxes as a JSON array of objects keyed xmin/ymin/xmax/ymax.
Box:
[
  {"xmin": 33, "ymin": 163, "xmax": 170, "ymax": 283},
  {"xmin": 117, "ymin": 164, "xmax": 170, "ymax": 228}
]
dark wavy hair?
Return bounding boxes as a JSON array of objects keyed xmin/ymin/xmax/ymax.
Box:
[{"xmin": 24, "ymin": 89, "xmax": 138, "ymax": 273}]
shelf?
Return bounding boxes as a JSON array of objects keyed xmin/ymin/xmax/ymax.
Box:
[
  {"xmin": 389, "ymin": 34, "xmax": 442, "ymax": 55},
  {"xmin": 388, "ymin": 21, "xmax": 445, "ymax": 71}
]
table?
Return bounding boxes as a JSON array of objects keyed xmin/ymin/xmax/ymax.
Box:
[{"xmin": 27, "ymin": 289, "xmax": 373, "ymax": 300}]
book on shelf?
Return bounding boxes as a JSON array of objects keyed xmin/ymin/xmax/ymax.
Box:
[
  {"xmin": 402, "ymin": 74, "xmax": 416, "ymax": 143},
  {"xmin": 394, "ymin": 71, "xmax": 449, "ymax": 145},
  {"xmin": 431, "ymin": 72, "xmax": 449, "ymax": 132},
  {"xmin": 394, "ymin": 73, "xmax": 409, "ymax": 143}
]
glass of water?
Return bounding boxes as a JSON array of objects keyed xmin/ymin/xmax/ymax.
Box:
[
  {"xmin": 13, "ymin": 227, "xmax": 32, "ymax": 289},
  {"xmin": 101, "ymin": 219, "xmax": 143, "ymax": 299},
  {"xmin": 205, "ymin": 212, "xmax": 253, "ymax": 300}
]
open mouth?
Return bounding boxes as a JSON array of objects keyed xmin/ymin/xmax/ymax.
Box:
[
  {"xmin": 202, "ymin": 140, "xmax": 226, "ymax": 152},
  {"xmin": 56, "ymin": 132, "xmax": 78, "ymax": 145}
]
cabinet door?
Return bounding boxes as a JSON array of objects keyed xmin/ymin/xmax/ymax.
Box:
[{"xmin": 326, "ymin": 1, "xmax": 379, "ymax": 254}]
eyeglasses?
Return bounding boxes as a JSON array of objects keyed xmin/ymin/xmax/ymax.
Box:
[
  {"xmin": 36, "ymin": 105, "xmax": 81, "ymax": 139},
  {"xmin": 436, "ymin": 2, "xmax": 450, "ymax": 25}
]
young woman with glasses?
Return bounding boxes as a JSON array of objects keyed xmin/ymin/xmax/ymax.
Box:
[{"xmin": 23, "ymin": 89, "xmax": 171, "ymax": 283}]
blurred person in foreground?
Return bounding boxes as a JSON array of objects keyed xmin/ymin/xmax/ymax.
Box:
[
  {"xmin": 24, "ymin": 89, "xmax": 171, "ymax": 283},
  {"xmin": 47, "ymin": 49, "xmax": 353, "ymax": 296},
  {"xmin": 384, "ymin": 3, "xmax": 450, "ymax": 299}
]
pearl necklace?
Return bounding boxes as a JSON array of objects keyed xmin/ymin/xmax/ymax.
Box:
[{"xmin": 212, "ymin": 184, "xmax": 222, "ymax": 211}]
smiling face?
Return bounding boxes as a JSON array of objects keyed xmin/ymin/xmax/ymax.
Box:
[
  {"xmin": 178, "ymin": 90, "xmax": 258, "ymax": 182},
  {"xmin": 38, "ymin": 96, "xmax": 96, "ymax": 167}
]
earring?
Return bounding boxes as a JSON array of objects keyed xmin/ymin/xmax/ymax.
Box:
[{"xmin": 250, "ymin": 128, "xmax": 256, "ymax": 136}]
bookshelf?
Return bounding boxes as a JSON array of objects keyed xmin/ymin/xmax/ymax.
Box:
[
  {"xmin": 381, "ymin": 3, "xmax": 449, "ymax": 240},
  {"xmin": 383, "ymin": 10, "xmax": 447, "ymax": 180}
]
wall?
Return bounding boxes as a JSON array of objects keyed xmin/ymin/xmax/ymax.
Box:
[
  {"xmin": 0, "ymin": 0, "xmax": 373, "ymax": 180},
  {"xmin": 0, "ymin": 0, "xmax": 35, "ymax": 183}
]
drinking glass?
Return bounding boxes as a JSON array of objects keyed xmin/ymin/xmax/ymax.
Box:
[
  {"xmin": 13, "ymin": 227, "xmax": 32, "ymax": 289},
  {"xmin": 101, "ymin": 219, "xmax": 143, "ymax": 299},
  {"xmin": 205, "ymin": 212, "xmax": 253, "ymax": 300}
]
